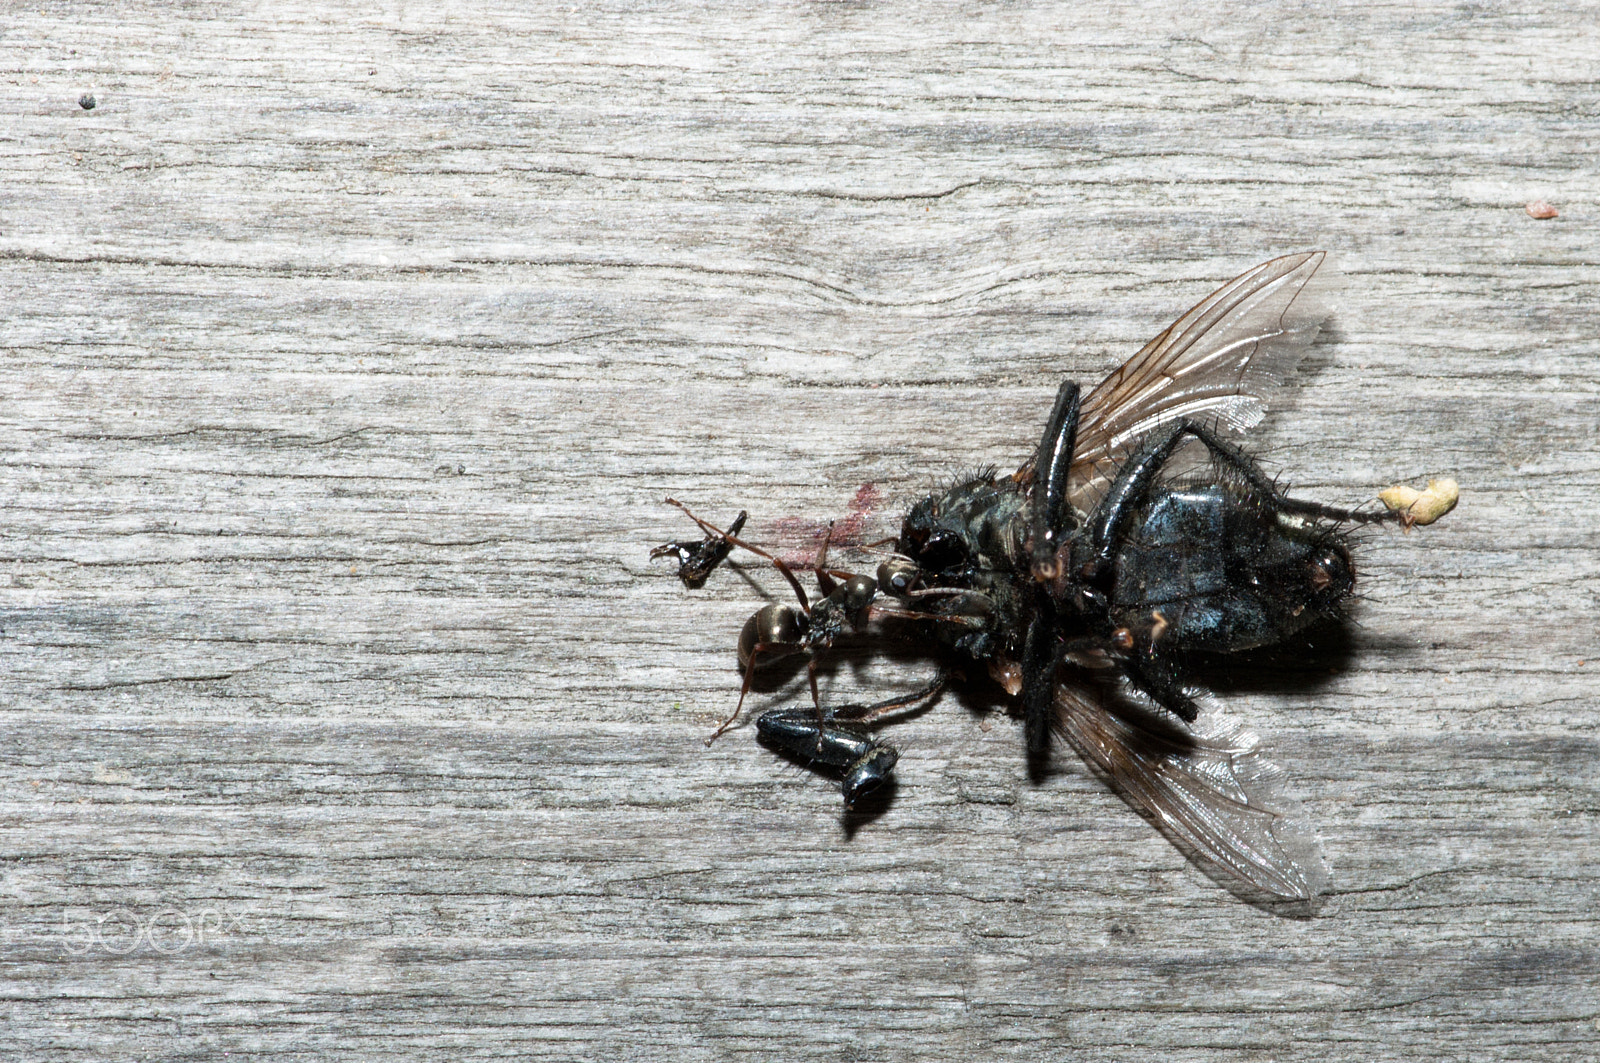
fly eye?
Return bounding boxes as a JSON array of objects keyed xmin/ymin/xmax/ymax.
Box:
[{"xmin": 916, "ymin": 530, "xmax": 968, "ymax": 573}]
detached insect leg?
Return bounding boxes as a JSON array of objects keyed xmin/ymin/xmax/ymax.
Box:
[{"xmin": 653, "ymin": 502, "xmax": 748, "ymax": 587}]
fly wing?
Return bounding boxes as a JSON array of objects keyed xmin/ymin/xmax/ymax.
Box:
[
  {"xmin": 1054, "ymin": 680, "xmax": 1330, "ymax": 900},
  {"xmin": 1059, "ymin": 252, "xmax": 1330, "ymax": 512}
]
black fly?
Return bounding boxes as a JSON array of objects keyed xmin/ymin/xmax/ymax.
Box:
[{"xmin": 656, "ymin": 253, "xmax": 1447, "ymax": 900}]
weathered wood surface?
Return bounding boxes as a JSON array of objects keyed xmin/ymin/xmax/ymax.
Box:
[{"xmin": 1, "ymin": 3, "xmax": 1596, "ymax": 1060}]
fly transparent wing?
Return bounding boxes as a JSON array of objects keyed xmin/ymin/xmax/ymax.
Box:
[
  {"xmin": 1058, "ymin": 252, "xmax": 1330, "ymax": 512},
  {"xmin": 1054, "ymin": 681, "xmax": 1330, "ymax": 900}
]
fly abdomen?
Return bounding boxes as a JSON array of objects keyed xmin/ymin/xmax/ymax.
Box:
[{"xmin": 1112, "ymin": 482, "xmax": 1356, "ymax": 653}]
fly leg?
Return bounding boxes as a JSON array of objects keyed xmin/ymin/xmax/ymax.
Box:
[
  {"xmin": 757, "ymin": 671, "xmax": 948, "ymax": 807},
  {"xmin": 1079, "ymin": 421, "xmax": 1206, "ymax": 583},
  {"xmin": 1077, "ymin": 419, "xmax": 1395, "ymax": 722},
  {"xmin": 1080, "ymin": 421, "xmax": 1397, "ymax": 583},
  {"xmin": 1029, "ymin": 380, "xmax": 1082, "ymax": 581},
  {"xmin": 1071, "ymin": 423, "xmax": 1259, "ymax": 720},
  {"xmin": 1021, "ymin": 614, "xmax": 1057, "ymax": 755},
  {"xmin": 1020, "ymin": 620, "xmax": 1123, "ymax": 753},
  {"xmin": 1118, "ymin": 650, "xmax": 1197, "ymax": 722},
  {"xmin": 1016, "ymin": 380, "xmax": 1085, "ymax": 756},
  {"xmin": 1180, "ymin": 420, "xmax": 1408, "ymax": 526}
]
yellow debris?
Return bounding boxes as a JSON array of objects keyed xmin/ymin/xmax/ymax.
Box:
[{"xmin": 1379, "ymin": 478, "xmax": 1460, "ymax": 528}]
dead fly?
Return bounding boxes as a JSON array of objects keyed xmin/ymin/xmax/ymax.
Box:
[{"xmin": 656, "ymin": 253, "xmax": 1454, "ymax": 900}]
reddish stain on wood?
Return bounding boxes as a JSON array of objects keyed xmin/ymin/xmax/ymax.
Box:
[{"xmin": 774, "ymin": 483, "xmax": 884, "ymax": 569}]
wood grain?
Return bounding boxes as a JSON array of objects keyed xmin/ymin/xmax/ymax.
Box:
[{"xmin": 1, "ymin": 2, "xmax": 1596, "ymax": 1059}]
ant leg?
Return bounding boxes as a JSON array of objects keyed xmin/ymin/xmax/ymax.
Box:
[
  {"xmin": 813, "ymin": 521, "xmax": 839, "ymax": 598},
  {"xmin": 1030, "ymin": 381, "xmax": 1082, "ymax": 580},
  {"xmin": 804, "ymin": 523, "xmax": 839, "ymax": 738},
  {"xmin": 709, "ymin": 609, "xmax": 839, "ymax": 749},
  {"xmin": 707, "ymin": 639, "xmax": 783, "ymax": 744},
  {"xmin": 710, "ymin": 643, "xmax": 764, "ymax": 742},
  {"xmin": 806, "ymin": 657, "xmax": 825, "ymax": 736},
  {"xmin": 832, "ymin": 668, "xmax": 949, "ymax": 726}
]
